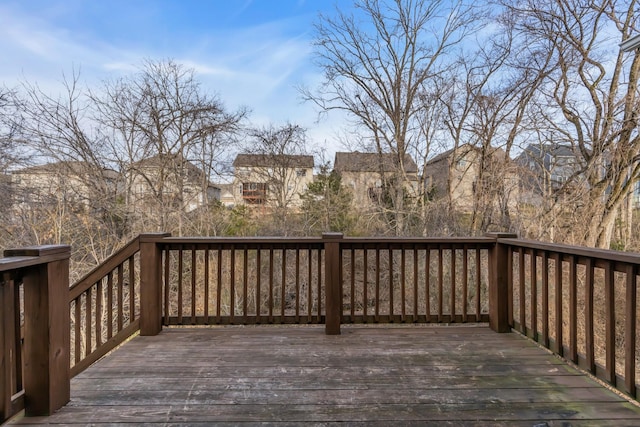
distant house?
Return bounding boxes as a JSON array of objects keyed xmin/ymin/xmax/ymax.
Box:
[
  {"xmin": 516, "ymin": 144, "xmax": 584, "ymax": 196},
  {"xmin": 425, "ymin": 144, "xmax": 518, "ymax": 213},
  {"xmin": 232, "ymin": 153, "xmax": 314, "ymax": 209},
  {"xmin": 127, "ymin": 154, "xmax": 220, "ymax": 214},
  {"xmin": 333, "ymin": 151, "xmax": 418, "ymax": 208},
  {"xmin": 10, "ymin": 161, "xmax": 118, "ymax": 210}
]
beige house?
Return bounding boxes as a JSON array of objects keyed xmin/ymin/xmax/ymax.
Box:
[
  {"xmin": 232, "ymin": 153, "xmax": 314, "ymax": 210},
  {"xmin": 11, "ymin": 161, "xmax": 118, "ymax": 210},
  {"xmin": 425, "ymin": 144, "xmax": 519, "ymax": 213},
  {"xmin": 127, "ymin": 154, "xmax": 220, "ymax": 214},
  {"xmin": 333, "ymin": 152, "xmax": 418, "ymax": 208}
]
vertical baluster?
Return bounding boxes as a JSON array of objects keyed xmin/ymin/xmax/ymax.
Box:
[
  {"xmin": 530, "ymin": 250, "xmax": 538, "ymax": 341},
  {"xmin": 363, "ymin": 249, "xmax": 368, "ymax": 320},
  {"xmin": 129, "ymin": 255, "xmax": 136, "ymax": 322},
  {"xmin": 107, "ymin": 272, "xmax": 113, "ymax": 339},
  {"xmin": 476, "ymin": 249, "xmax": 481, "ymax": 321},
  {"xmin": 350, "ymin": 248, "xmax": 355, "ymax": 321},
  {"xmin": 191, "ymin": 247, "xmax": 197, "ymax": 324},
  {"xmin": 95, "ymin": 280, "xmax": 102, "ymax": 347},
  {"xmin": 230, "ymin": 247, "xmax": 238, "ymax": 322},
  {"xmin": 425, "ymin": 248, "xmax": 431, "ymax": 322},
  {"xmin": 269, "ymin": 246, "xmax": 274, "ymax": 323},
  {"xmin": 74, "ymin": 296, "xmax": 81, "ymax": 364},
  {"xmin": 243, "ymin": 246, "xmax": 248, "ymax": 322},
  {"xmin": 507, "ymin": 247, "xmax": 513, "ymax": 327},
  {"xmin": 585, "ymin": 257, "xmax": 595, "ymax": 374},
  {"xmin": 605, "ymin": 261, "xmax": 615, "ymax": 384},
  {"xmin": 542, "ymin": 251, "xmax": 549, "ymax": 347},
  {"xmin": 462, "ymin": 246, "xmax": 468, "ymax": 323},
  {"xmin": 204, "ymin": 248, "xmax": 210, "ymax": 324},
  {"xmin": 625, "ymin": 264, "xmax": 637, "ymax": 397},
  {"xmin": 413, "ymin": 248, "xmax": 418, "ymax": 322},
  {"xmin": 569, "ymin": 255, "xmax": 578, "ymax": 363},
  {"xmin": 438, "ymin": 247, "xmax": 443, "ymax": 323},
  {"xmin": 163, "ymin": 250, "xmax": 170, "ymax": 326},
  {"xmin": 401, "ymin": 247, "xmax": 406, "ymax": 322},
  {"xmin": 177, "ymin": 249, "xmax": 183, "ymax": 324},
  {"xmin": 257, "ymin": 249, "xmax": 262, "ymax": 323},
  {"xmin": 317, "ymin": 247, "xmax": 322, "ymax": 324},
  {"xmin": 375, "ymin": 246, "xmax": 380, "ymax": 322},
  {"xmin": 295, "ymin": 246, "xmax": 301, "ymax": 322},
  {"xmin": 307, "ymin": 248, "xmax": 312, "ymax": 323},
  {"xmin": 450, "ymin": 247, "xmax": 456, "ymax": 322},
  {"xmin": 281, "ymin": 248, "xmax": 287, "ymax": 322},
  {"xmin": 216, "ymin": 248, "xmax": 222, "ymax": 323},
  {"xmin": 519, "ymin": 248, "xmax": 525, "ymax": 333},
  {"xmin": 554, "ymin": 253, "xmax": 563, "ymax": 356},
  {"xmin": 389, "ymin": 247, "xmax": 394, "ymax": 320},
  {"xmin": 117, "ymin": 264, "xmax": 124, "ymax": 332},
  {"xmin": 84, "ymin": 290, "xmax": 92, "ymax": 358}
]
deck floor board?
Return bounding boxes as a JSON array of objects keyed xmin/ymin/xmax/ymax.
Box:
[{"xmin": 9, "ymin": 325, "xmax": 640, "ymax": 426}]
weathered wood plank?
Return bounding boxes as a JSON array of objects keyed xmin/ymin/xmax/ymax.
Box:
[{"xmin": 9, "ymin": 326, "xmax": 640, "ymax": 425}]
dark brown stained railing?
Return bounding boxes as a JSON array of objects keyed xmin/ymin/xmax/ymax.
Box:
[
  {"xmin": 3, "ymin": 232, "xmax": 640, "ymax": 423},
  {"xmin": 499, "ymin": 237, "xmax": 640, "ymax": 400},
  {"xmin": 0, "ymin": 246, "xmax": 71, "ymax": 421},
  {"xmin": 338, "ymin": 237, "xmax": 493, "ymax": 324},
  {"xmin": 160, "ymin": 237, "xmax": 326, "ymax": 325},
  {"xmin": 68, "ymin": 236, "xmax": 142, "ymax": 377},
  {"xmin": 158, "ymin": 235, "xmax": 494, "ymax": 328}
]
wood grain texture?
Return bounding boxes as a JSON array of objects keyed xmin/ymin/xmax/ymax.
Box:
[{"xmin": 9, "ymin": 325, "xmax": 640, "ymax": 425}]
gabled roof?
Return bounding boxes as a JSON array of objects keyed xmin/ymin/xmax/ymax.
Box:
[
  {"xmin": 426, "ymin": 144, "xmax": 509, "ymax": 165},
  {"xmin": 517, "ymin": 144, "xmax": 578, "ymax": 160},
  {"xmin": 129, "ymin": 153, "xmax": 219, "ymax": 188},
  {"xmin": 333, "ymin": 152, "xmax": 418, "ymax": 173},
  {"xmin": 233, "ymin": 153, "xmax": 314, "ymax": 168},
  {"xmin": 13, "ymin": 160, "xmax": 118, "ymax": 179}
]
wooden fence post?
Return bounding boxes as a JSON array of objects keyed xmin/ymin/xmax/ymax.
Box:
[
  {"xmin": 485, "ymin": 232, "xmax": 517, "ymax": 333},
  {"xmin": 4, "ymin": 245, "xmax": 71, "ymax": 416},
  {"xmin": 140, "ymin": 233, "xmax": 171, "ymax": 336},
  {"xmin": 323, "ymin": 232, "xmax": 343, "ymax": 335}
]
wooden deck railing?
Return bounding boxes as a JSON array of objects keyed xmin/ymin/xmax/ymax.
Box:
[
  {"xmin": 0, "ymin": 246, "xmax": 71, "ymax": 422},
  {"xmin": 2, "ymin": 232, "xmax": 639, "ymax": 421},
  {"xmin": 498, "ymin": 237, "xmax": 640, "ymax": 400}
]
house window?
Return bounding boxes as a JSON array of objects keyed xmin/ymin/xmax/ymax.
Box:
[
  {"xmin": 296, "ymin": 169, "xmax": 306, "ymax": 177},
  {"xmin": 242, "ymin": 182, "xmax": 267, "ymax": 204}
]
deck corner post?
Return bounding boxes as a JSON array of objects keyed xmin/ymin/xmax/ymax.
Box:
[
  {"xmin": 140, "ymin": 233, "xmax": 171, "ymax": 336},
  {"xmin": 485, "ymin": 232, "xmax": 517, "ymax": 333},
  {"xmin": 4, "ymin": 245, "xmax": 72, "ymax": 416},
  {"xmin": 323, "ymin": 232, "xmax": 343, "ymax": 335}
]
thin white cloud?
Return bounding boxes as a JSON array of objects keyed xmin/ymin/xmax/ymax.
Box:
[{"xmin": 0, "ymin": 1, "xmax": 343, "ymax": 152}]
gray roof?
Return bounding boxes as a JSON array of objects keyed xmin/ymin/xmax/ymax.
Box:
[
  {"xmin": 233, "ymin": 154, "xmax": 314, "ymax": 168},
  {"xmin": 333, "ymin": 152, "xmax": 418, "ymax": 173}
]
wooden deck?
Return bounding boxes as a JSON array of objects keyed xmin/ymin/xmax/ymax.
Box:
[{"xmin": 9, "ymin": 325, "xmax": 640, "ymax": 426}]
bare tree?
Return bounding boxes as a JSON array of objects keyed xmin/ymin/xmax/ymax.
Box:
[
  {"xmin": 501, "ymin": 0, "xmax": 640, "ymax": 248},
  {"xmin": 303, "ymin": 0, "xmax": 484, "ymax": 235},
  {"xmin": 92, "ymin": 59, "xmax": 247, "ymax": 234}
]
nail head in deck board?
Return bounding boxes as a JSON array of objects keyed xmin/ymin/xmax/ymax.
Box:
[{"xmin": 9, "ymin": 326, "xmax": 640, "ymax": 425}]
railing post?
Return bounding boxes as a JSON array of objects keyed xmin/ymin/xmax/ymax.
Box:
[
  {"xmin": 139, "ymin": 233, "xmax": 171, "ymax": 336},
  {"xmin": 323, "ymin": 232, "xmax": 343, "ymax": 335},
  {"xmin": 4, "ymin": 245, "xmax": 71, "ymax": 416},
  {"xmin": 485, "ymin": 232, "xmax": 517, "ymax": 333}
]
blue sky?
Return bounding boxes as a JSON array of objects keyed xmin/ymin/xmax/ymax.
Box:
[{"xmin": 0, "ymin": 0, "xmax": 352, "ymax": 155}]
